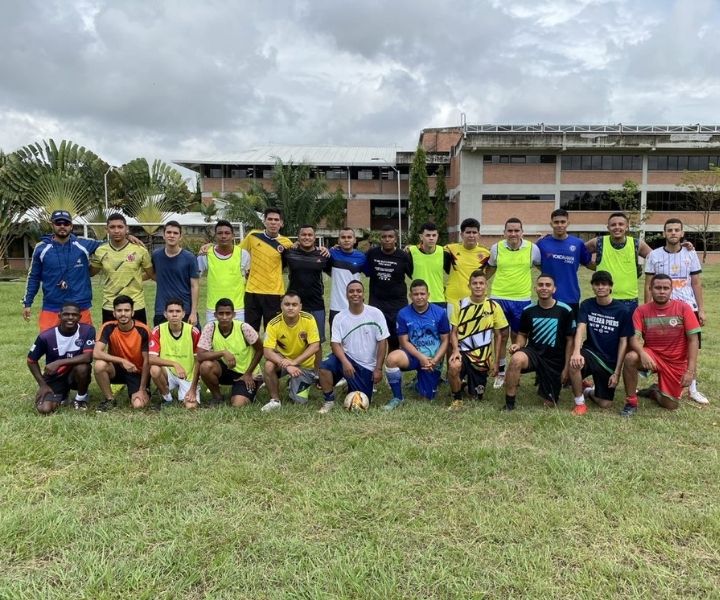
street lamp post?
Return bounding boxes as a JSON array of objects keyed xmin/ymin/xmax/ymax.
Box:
[
  {"xmin": 371, "ymin": 158, "xmax": 402, "ymax": 246},
  {"xmin": 103, "ymin": 165, "xmax": 118, "ymax": 212}
]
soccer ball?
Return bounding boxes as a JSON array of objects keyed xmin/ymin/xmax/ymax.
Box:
[{"xmin": 343, "ymin": 390, "xmax": 370, "ymax": 412}]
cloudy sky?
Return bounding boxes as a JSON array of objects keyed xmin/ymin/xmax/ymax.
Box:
[{"xmin": 1, "ymin": 0, "xmax": 718, "ymax": 170}]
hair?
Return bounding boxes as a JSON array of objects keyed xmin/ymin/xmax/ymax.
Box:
[
  {"xmin": 346, "ymin": 279, "xmax": 364, "ymax": 291},
  {"xmin": 420, "ymin": 222, "xmax": 438, "ymax": 233},
  {"xmin": 651, "ymin": 273, "xmax": 672, "ymax": 285},
  {"xmin": 664, "ymin": 217, "xmax": 684, "ymax": 230},
  {"xmin": 297, "ymin": 224, "xmax": 315, "ymax": 233},
  {"xmin": 164, "ymin": 297, "xmax": 185, "ymax": 310},
  {"xmin": 409, "ymin": 279, "xmax": 428, "ymax": 291},
  {"xmin": 214, "ymin": 219, "xmax": 233, "ymax": 232},
  {"xmin": 113, "ymin": 294, "xmax": 134, "ymax": 308},
  {"xmin": 550, "ymin": 208, "xmax": 569, "ymax": 220},
  {"xmin": 537, "ymin": 273, "xmax": 555, "ymax": 284},
  {"xmin": 106, "ymin": 212, "xmax": 127, "ymax": 225},
  {"xmin": 214, "ymin": 297, "xmax": 235, "ymax": 311},
  {"xmin": 282, "ymin": 290, "xmax": 302, "ymax": 302},
  {"xmin": 591, "ymin": 270, "xmax": 614, "ymax": 286},
  {"xmin": 468, "ymin": 269, "xmax": 487, "ymax": 283},
  {"xmin": 380, "ymin": 224, "xmax": 397, "ymax": 235},
  {"xmin": 608, "ymin": 212, "xmax": 629, "ymax": 223},
  {"xmin": 61, "ymin": 301, "xmax": 82, "ymax": 312},
  {"xmin": 339, "ymin": 227, "xmax": 355, "ymax": 235},
  {"xmin": 163, "ymin": 220, "xmax": 182, "ymax": 233},
  {"xmin": 264, "ymin": 206, "xmax": 282, "ymax": 219},
  {"xmin": 460, "ymin": 218, "xmax": 480, "ymax": 232},
  {"xmin": 504, "ymin": 217, "xmax": 523, "ymax": 229}
]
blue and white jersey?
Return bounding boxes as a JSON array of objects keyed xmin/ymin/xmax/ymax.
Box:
[
  {"xmin": 396, "ymin": 303, "xmax": 450, "ymax": 358},
  {"xmin": 537, "ymin": 235, "xmax": 592, "ymax": 304},
  {"xmin": 328, "ymin": 247, "xmax": 366, "ymax": 312}
]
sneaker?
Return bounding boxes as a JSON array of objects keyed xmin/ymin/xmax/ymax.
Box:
[
  {"xmin": 638, "ymin": 384, "xmax": 659, "ymax": 398},
  {"xmin": 501, "ymin": 402, "xmax": 515, "ymax": 412},
  {"xmin": 383, "ymin": 397, "xmax": 404, "ymax": 411},
  {"xmin": 96, "ymin": 398, "xmax": 116, "ymax": 413},
  {"xmin": 543, "ymin": 398, "xmax": 557, "ymax": 408},
  {"xmin": 261, "ymin": 399, "xmax": 281, "ymax": 412},
  {"xmin": 334, "ymin": 378, "xmax": 347, "ymax": 389},
  {"xmin": 493, "ymin": 374, "xmax": 505, "ymax": 389},
  {"xmin": 73, "ymin": 399, "xmax": 88, "ymax": 411},
  {"xmin": 318, "ymin": 400, "xmax": 335, "ymax": 414},
  {"xmin": 571, "ymin": 404, "xmax": 588, "ymax": 416},
  {"xmin": 582, "ymin": 386, "xmax": 595, "ymax": 401},
  {"xmin": 689, "ymin": 389, "xmax": 710, "ymax": 405},
  {"xmin": 447, "ymin": 399, "xmax": 465, "ymax": 412},
  {"xmin": 620, "ymin": 403, "xmax": 637, "ymax": 417}
]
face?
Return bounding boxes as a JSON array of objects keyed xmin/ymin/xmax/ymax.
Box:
[
  {"xmin": 164, "ymin": 226, "xmax": 182, "ymax": 247},
  {"xmin": 215, "ymin": 225, "xmax": 234, "ymax": 246},
  {"xmin": 410, "ymin": 285, "xmax": 429, "ymax": 308},
  {"xmin": 113, "ymin": 303, "xmax": 134, "ymax": 325},
  {"xmin": 264, "ymin": 212, "xmax": 283, "ymax": 235},
  {"xmin": 461, "ymin": 227, "xmax": 479, "ymax": 247},
  {"xmin": 346, "ymin": 283, "xmax": 364, "ymax": 306},
  {"xmin": 469, "ymin": 276, "xmax": 487, "ymax": 298},
  {"xmin": 535, "ymin": 277, "xmax": 556, "ymax": 300},
  {"xmin": 298, "ymin": 227, "xmax": 315, "ymax": 250},
  {"xmin": 420, "ymin": 229, "xmax": 438, "ymax": 248},
  {"xmin": 107, "ymin": 219, "xmax": 128, "ymax": 243},
  {"xmin": 380, "ymin": 230, "xmax": 397, "ymax": 252},
  {"xmin": 607, "ymin": 216, "xmax": 628, "ymax": 239},
  {"xmin": 339, "ymin": 230, "xmax": 356, "ymax": 251},
  {"xmin": 504, "ymin": 222, "xmax": 523, "ymax": 244},
  {"xmin": 651, "ymin": 278, "xmax": 673, "ymax": 304},
  {"xmin": 59, "ymin": 306, "xmax": 81, "ymax": 330},
  {"xmin": 52, "ymin": 220, "xmax": 72, "ymax": 239},
  {"xmin": 550, "ymin": 216, "xmax": 568, "ymax": 237},
  {"xmin": 591, "ymin": 281, "xmax": 612, "ymax": 299},
  {"xmin": 214, "ymin": 305, "xmax": 235, "ymax": 325},
  {"xmin": 164, "ymin": 304, "xmax": 185, "ymax": 324},
  {"xmin": 281, "ymin": 295, "xmax": 302, "ymax": 319},
  {"xmin": 664, "ymin": 222, "xmax": 683, "ymax": 245}
]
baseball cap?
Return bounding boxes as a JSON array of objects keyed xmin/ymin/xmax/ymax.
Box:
[
  {"xmin": 591, "ymin": 270, "xmax": 613, "ymax": 286},
  {"xmin": 50, "ymin": 210, "xmax": 73, "ymax": 223}
]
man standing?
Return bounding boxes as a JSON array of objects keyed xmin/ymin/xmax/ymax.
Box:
[
  {"xmin": 93, "ymin": 295, "xmax": 151, "ymax": 411},
  {"xmin": 23, "ymin": 210, "xmax": 104, "ymax": 330},
  {"xmin": 239, "ymin": 207, "xmax": 293, "ymax": 333},
  {"xmin": 364, "ymin": 225, "xmax": 412, "ymax": 351},
  {"xmin": 318, "ymin": 281, "xmax": 389, "ymax": 413},
  {"xmin": 197, "ymin": 220, "xmax": 249, "ymax": 323},
  {"xmin": 407, "ymin": 222, "xmax": 454, "ymax": 308},
  {"xmin": 328, "ymin": 227, "xmax": 366, "ymax": 329},
  {"xmin": 193, "ymin": 298, "xmax": 264, "ymax": 408},
  {"xmin": 90, "ymin": 213, "xmax": 153, "ymax": 324},
  {"xmin": 444, "ymin": 218, "xmax": 491, "ymax": 313},
  {"xmin": 643, "ymin": 218, "xmax": 707, "ymax": 404},
  {"xmin": 621, "ymin": 274, "xmax": 701, "ymax": 417},
  {"xmin": 149, "ymin": 298, "xmax": 201, "ymax": 409},
  {"xmin": 261, "ymin": 292, "xmax": 321, "ymax": 412},
  {"xmin": 27, "ymin": 301, "xmax": 95, "ymax": 413},
  {"xmin": 568, "ymin": 271, "xmax": 633, "ymax": 415},
  {"xmin": 383, "ymin": 279, "xmax": 450, "ymax": 410},
  {"xmin": 537, "ymin": 209, "xmax": 593, "ymax": 318},
  {"xmin": 503, "ymin": 274, "xmax": 575, "ymax": 411},
  {"xmin": 151, "ymin": 221, "xmax": 199, "ymax": 327},
  {"xmin": 585, "ymin": 212, "xmax": 652, "ymax": 315},
  {"xmin": 447, "ymin": 271, "xmax": 509, "ymax": 411}
]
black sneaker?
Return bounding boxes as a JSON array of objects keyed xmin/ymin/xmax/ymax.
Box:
[
  {"xmin": 96, "ymin": 398, "xmax": 116, "ymax": 413},
  {"xmin": 620, "ymin": 403, "xmax": 637, "ymax": 418},
  {"xmin": 73, "ymin": 399, "xmax": 88, "ymax": 411},
  {"xmin": 502, "ymin": 402, "xmax": 516, "ymax": 412}
]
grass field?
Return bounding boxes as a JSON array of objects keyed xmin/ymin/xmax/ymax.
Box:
[{"xmin": 1, "ymin": 269, "xmax": 720, "ymax": 598}]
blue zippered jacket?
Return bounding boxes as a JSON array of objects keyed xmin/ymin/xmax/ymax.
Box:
[{"xmin": 23, "ymin": 234, "xmax": 104, "ymax": 311}]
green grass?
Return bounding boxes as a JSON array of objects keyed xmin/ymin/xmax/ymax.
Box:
[{"xmin": 1, "ymin": 270, "xmax": 720, "ymax": 598}]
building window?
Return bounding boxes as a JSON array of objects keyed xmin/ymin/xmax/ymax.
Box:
[
  {"xmin": 648, "ymin": 155, "xmax": 720, "ymax": 170},
  {"xmin": 230, "ymin": 169, "xmax": 247, "ymax": 179},
  {"xmin": 370, "ymin": 199, "xmax": 407, "ymax": 231},
  {"xmin": 326, "ymin": 169, "xmax": 346, "ymax": 180},
  {"xmin": 561, "ymin": 155, "xmax": 642, "ymax": 170},
  {"xmin": 357, "ymin": 170, "xmax": 374, "ymax": 180},
  {"xmin": 209, "ymin": 168, "xmax": 222, "ymax": 178},
  {"xmin": 483, "ymin": 194, "xmax": 555, "ymax": 201},
  {"xmin": 646, "ymin": 191, "xmax": 696, "ymax": 211},
  {"xmin": 483, "ymin": 155, "xmax": 556, "ymax": 164},
  {"xmin": 560, "ymin": 191, "xmax": 618, "ymax": 211}
]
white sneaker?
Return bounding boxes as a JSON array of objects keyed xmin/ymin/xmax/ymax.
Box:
[
  {"xmin": 318, "ymin": 400, "xmax": 335, "ymax": 414},
  {"xmin": 689, "ymin": 389, "xmax": 710, "ymax": 405},
  {"xmin": 334, "ymin": 378, "xmax": 347, "ymax": 389},
  {"xmin": 261, "ymin": 399, "xmax": 282, "ymax": 412},
  {"xmin": 493, "ymin": 374, "xmax": 505, "ymax": 389},
  {"xmin": 583, "ymin": 386, "xmax": 595, "ymax": 401}
]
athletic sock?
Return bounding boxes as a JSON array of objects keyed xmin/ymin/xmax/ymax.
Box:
[
  {"xmin": 626, "ymin": 394, "xmax": 638, "ymax": 408},
  {"xmin": 162, "ymin": 392, "xmax": 173, "ymax": 403},
  {"xmin": 690, "ymin": 379, "xmax": 698, "ymax": 394},
  {"xmin": 323, "ymin": 391, "xmax": 335, "ymax": 403},
  {"xmin": 75, "ymin": 393, "xmax": 88, "ymax": 402},
  {"xmin": 574, "ymin": 395, "xmax": 585, "ymax": 406},
  {"xmin": 452, "ymin": 390, "xmax": 462, "ymax": 401},
  {"xmin": 504, "ymin": 394, "xmax": 516, "ymax": 409},
  {"xmin": 497, "ymin": 359, "xmax": 506, "ymax": 375},
  {"xmin": 385, "ymin": 367, "xmax": 403, "ymax": 399}
]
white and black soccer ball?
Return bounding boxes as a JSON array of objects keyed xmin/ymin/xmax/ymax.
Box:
[{"xmin": 343, "ymin": 391, "xmax": 370, "ymax": 412}]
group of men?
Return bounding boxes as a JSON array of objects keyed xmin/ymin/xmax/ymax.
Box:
[{"xmin": 24, "ymin": 206, "xmax": 707, "ymax": 417}]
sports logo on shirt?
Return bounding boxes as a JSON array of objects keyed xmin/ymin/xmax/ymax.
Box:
[{"xmin": 127, "ymin": 253, "xmax": 136, "ymax": 262}]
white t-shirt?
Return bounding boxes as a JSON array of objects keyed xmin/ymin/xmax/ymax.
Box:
[
  {"xmin": 331, "ymin": 305, "xmax": 389, "ymax": 370},
  {"xmin": 644, "ymin": 247, "xmax": 702, "ymax": 310}
]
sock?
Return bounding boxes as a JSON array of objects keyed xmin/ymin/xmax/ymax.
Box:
[
  {"xmin": 453, "ymin": 390, "xmax": 462, "ymax": 401},
  {"xmin": 162, "ymin": 392, "xmax": 173, "ymax": 403},
  {"xmin": 574, "ymin": 395, "xmax": 585, "ymax": 406},
  {"xmin": 690, "ymin": 379, "xmax": 698, "ymax": 394},
  {"xmin": 497, "ymin": 359, "xmax": 506, "ymax": 375},
  {"xmin": 626, "ymin": 394, "xmax": 638, "ymax": 407},
  {"xmin": 385, "ymin": 367, "xmax": 403, "ymax": 399},
  {"xmin": 505, "ymin": 394, "xmax": 516, "ymax": 409},
  {"xmin": 75, "ymin": 393, "xmax": 88, "ymax": 402},
  {"xmin": 323, "ymin": 391, "xmax": 335, "ymax": 403}
]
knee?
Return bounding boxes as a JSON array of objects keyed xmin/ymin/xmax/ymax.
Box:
[
  {"xmin": 94, "ymin": 359, "xmax": 109, "ymax": 374},
  {"xmin": 199, "ymin": 360, "xmax": 215, "ymax": 377},
  {"xmin": 264, "ymin": 360, "xmax": 277, "ymax": 375},
  {"xmin": 150, "ymin": 365, "xmax": 162, "ymax": 378},
  {"xmin": 385, "ymin": 351, "xmax": 401, "ymax": 368},
  {"xmin": 74, "ymin": 363, "xmax": 91, "ymax": 378},
  {"xmin": 230, "ymin": 395, "xmax": 250, "ymax": 408},
  {"xmin": 623, "ymin": 352, "xmax": 639, "ymax": 368}
]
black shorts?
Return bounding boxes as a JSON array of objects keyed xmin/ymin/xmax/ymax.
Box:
[
  {"xmin": 518, "ymin": 347, "xmax": 563, "ymax": 402},
  {"xmin": 110, "ymin": 365, "xmax": 142, "ymax": 396},
  {"xmin": 44, "ymin": 368, "xmax": 84, "ymax": 397},
  {"xmin": 218, "ymin": 361, "xmax": 258, "ymax": 400},
  {"xmin": 244, "ymin": 293, "xmax": 281, "ymax": 333},
  {"xmin": 580, "ymin": 348, "xmax": 616, "ymax": 402},
  {"xmin": 460, "ymin": 354, "xmax": 489, "ymax": 397},
  {"xmin": 103, "ymin": 308, "xmax": 147, "ymax": 325}
]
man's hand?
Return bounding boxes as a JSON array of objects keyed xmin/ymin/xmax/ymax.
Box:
[
  {"xmin": 318, "ymin": 246, "xmax": 330, "ymax": 258},
  {"xmin": 508, "ymin": 344, "xmax": 520, "ymax": 354},
  {"xmin": 36, "ymin": 384, "xmax": 54, "ymax": 401},
  {"xmin": 223, "ymin": 351, "xmax": 236, "ymax": 369},
  {"xmin": 184, "ymin": 387, "xmax": 197, "ymax": 405},
  {"xmin": 286, "ymin": 365, "xmax": 301, "ymax": 378},
  {"xmin": 608, "ymin": 372, "xmax": 619, "ymax": 388},
  {"xmin": 569, "ymin": 353, "xmax": 584, "ymax": 370},
  {"xmin": 174, "ymin": 363, "xmax": 187, "ymax": 380},
  {"xmin": 341, "ymin": 359, "xmax": 356, "ymax": 379},
  {"xmin": 188, "ymin": 313, "xmax": 198, "ymax": 327},
  {"xmin": 121, "ymin": 359, "xmax": 138, "ymax": 373},
  {"xmin": 238, "ymin": 372, "xmax": 256, "ymax": 392},
  {"xmin": 373, "ymin": 368, "xmax": 383, "ymax": 385},
  {"xmin": 697, "ymin": 309, "xmax": 706, "ymax": 326},
  {"xmin": 490, "ymin": 362, "xmax": 499, "ymax": 378},
  {"xmin": 639, "ymin": 351, "xmax": 657, "ymax": 372},
  {"xmin": 127, "ymin": 234, "xmax": 145, "ymax": 247},
  {"xmin": 681, "ymin": 370, "xmax": 694, "ymax": 388},
  {"xmin": 131, "ymin": 389, "xmax": 149, "ymax": 405},
  {"xmin": 420, "ymin": 356, "xmax": 434, "ymax": 371},
  {"xmin": 199, "ymin": 242, "xmax": 212, "ymax": 256},
  {"xmin": 449, "ymin": 351, "xmax": 461, "ymax": 364},
  {"xmin": 22, "ymin": 307, "xmax": 31, "ymax": 321}
]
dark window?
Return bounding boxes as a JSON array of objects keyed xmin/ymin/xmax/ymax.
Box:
[
  {"xmin": 483, "ymin": 194, "xmax": 555, "ymax": 201},
  {"xmin": 612, "ymin": 156, "xmax": 623, "ymax": 170},
  {"xmin": 561, "ymin": 155, "xmax": 642, "ymax": 171},
  {"xmin": 560, "ymin": 191, "xmax": 618, "ymax": 211},
  {"xmin": 581, "ymin": 156, "xmax": 592, "ymax": 170},
  {"xmin": 540, "ymin": 155, "xmax": 556, "ymax": 163},
  {"xmin": 646, "ymin": 191, "xmax": 697, "ymax": 211},
  {"xmin": 667, "ymin": 156, "xmax": 678, "ymax": 170}
]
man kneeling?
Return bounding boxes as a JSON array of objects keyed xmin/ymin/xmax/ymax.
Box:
[
  {"xmin": 193, "ymin": 298, "xmax": 263, "ymax": 407},
  {"xmin": 261, "ymin": 291, "xmax": 320, "ymax": 412}
]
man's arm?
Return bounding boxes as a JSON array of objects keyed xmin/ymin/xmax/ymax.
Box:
[
  {"xmin": 492, "ymin": 326, "xmax": 509, "ymax": 376},
  {"xmin": 443, "ymin": 251, "xmax": 455, "ymax": 275},
  {"xmin": 570, "ymin": 323, "xmax": 587, "ymax": 368},
  {"xmin": 139, "ymin": 350, "xmax": 150, "ymax": 391},
  {"xmin": 22, "ymin": 246, "xmax": 43, "ymax": 319},
  {"xmin": 690, "ymin": 273, "xmax": 705, "ymax": 325},
  {"xmin": 399, "ymin": 334, "xmax": 431, "ymax": 366},
  {"xmin": 609, "ymin": 336, "xmax": 629, "ymax": 388},
  {"xmin": 373, "ymin": 339, "xmax": 388, "ymax": 384},
  {"xmin": 44, "ymin": 351, "xmax": 93, "ymax": 376},
  {"xmin": 433, "ymin": 332, "xmax": 450, "ymax": 365},
  {"xmin": 561, "ymin": 335, "xmax": 574, "ymax": 382},
  {"xmin": 683, "ymin": 333, "xmax": 700, "ymax": 387},
  {"xmin": 643, "ymin": 274, "xmax": 654, "ymax": 304},
  {"xmin": 189, "ymin": 277, "xmax": 200, "ymax": 325},
  {"xmin": 638, "ymin": 239, "xmax": 653, "ymax": 259},
  {"xmin": 509, "ymin": 332, "xmax": 527, "ymax": 353},
  {"xmin": 93, "ymin": 340, "xmax": 137, "ymax": 371},
  {"xmin": 27, "ymin": 360, "xmax": 53, "ymax": 396}
]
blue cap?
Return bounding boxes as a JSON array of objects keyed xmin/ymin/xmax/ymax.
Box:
[{"xmin": 50, "ymin": 210, "xmax": 72, "ymax": 223}]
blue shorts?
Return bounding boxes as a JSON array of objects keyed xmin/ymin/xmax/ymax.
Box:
[
  {"xmin": 402, "ymin": 350, "xmax": 441, "ymax": 400},
  {"xmin": 320, "ymin": 354, "xmax": 375, "ymax": 400},
  {"xmin": 309, "ymin": 309, "xmax": 326, "ymax": 343},
  {"xmin": 494, "ymin": 299, "xmax": 531, "ymax": 333}
]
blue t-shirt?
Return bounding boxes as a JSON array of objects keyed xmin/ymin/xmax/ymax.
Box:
[
  {"xmin": 396, "ymin": 303, "xmax": 450, "ymax": 358},
  {"xmin": 578, "ymin": 298, "xmax": 634, "ymax": 371},
  {"xmin": 537, "ymin": 235, "xmax": 592, "ymax": 304},
  {"xmin": 152, "ymin": 248, "xmax": 200, "ymax": 316}
]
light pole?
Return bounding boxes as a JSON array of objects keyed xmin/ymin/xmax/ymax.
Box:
[
  {"xmin": 371, "ymin": 157, "xmax": 402, "ymax": 246},
  {"xmin": 103, "ymin": 165, "xmax": 118, "ymax": 212}
]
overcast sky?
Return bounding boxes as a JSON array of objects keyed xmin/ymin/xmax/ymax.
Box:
[{"xmin": 1, "ymin": 0, "xmax": 718, "ymax": 171}]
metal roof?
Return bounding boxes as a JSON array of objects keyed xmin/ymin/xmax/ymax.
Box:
[
  {"xmin": 464, "ymin": 124, "xmax": 720, "ymax": 134},
  {"xmin": 174, "ymin": 145, "xmax": 401, "ymax": 169}
]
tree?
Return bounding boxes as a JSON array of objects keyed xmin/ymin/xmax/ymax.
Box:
[
  {"xmin": 0, "ymin": 150, "xmax": 32, "ymax": 267},
  {"xmin": 221, "ymin": 159, "xmax": 345, "ymax": 235},
  {"xmin": 681, "ymin": 164, "xmax": 720, "ymax": 263},
  {"xmin": 433, "ymin": 165, "xmax": 448, "ymax": 245},
  {"xmin": 408, "ymin": 146, "xmax": 432, "ymax": 243}
]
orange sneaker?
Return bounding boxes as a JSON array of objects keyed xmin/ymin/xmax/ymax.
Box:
[{"xmin": 571, "ymin": 404, "xmax": 588, "ymax": 416}]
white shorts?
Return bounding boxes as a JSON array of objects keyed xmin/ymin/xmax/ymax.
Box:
[
  {"xmin": 165, "ymin": 368, "xmax": 193, "ymax": 401},
  {"xmin": 205, "ymin": 308, "xmax": 245, "ymax": 324}
]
